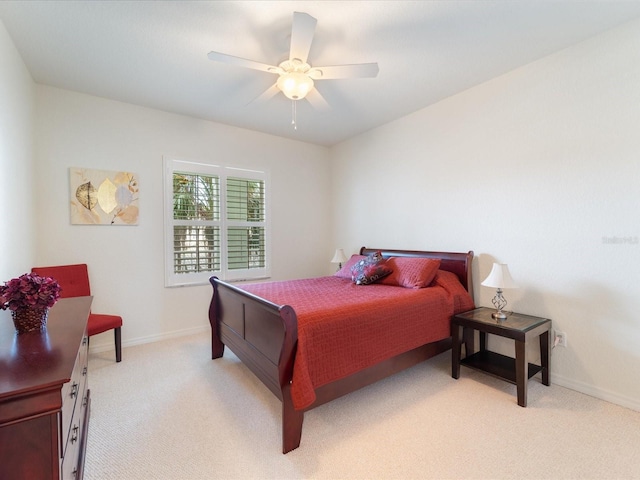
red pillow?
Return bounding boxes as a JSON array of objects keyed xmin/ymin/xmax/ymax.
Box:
[
  {"xmin": 433, "ymin": 269, "xmax": 475, "ymax": 313},
  {"xmin": 379, "ymin": 257, "xmax": 441, "ymax": 289},
  {"xmin": 334, "ymin": 254, "xmax": 366, "ymax": 278}
]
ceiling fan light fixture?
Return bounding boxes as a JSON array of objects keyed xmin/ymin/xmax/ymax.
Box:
[
  {"xmin": 277, "ymin": 72, "xmax": 314, "ymax": 100},
  {"xmin": 207, "ymin": 12, "xmax": 378, "ymax": 124}
]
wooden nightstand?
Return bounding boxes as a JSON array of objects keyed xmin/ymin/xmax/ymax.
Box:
[{"xmin": 451, "ymin": 307, "xmax": 551, "ymax": 407}]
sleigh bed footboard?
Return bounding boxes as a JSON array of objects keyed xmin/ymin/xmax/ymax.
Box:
[{"xmin": 209, "ymin": 277, "xmax": 302, "ymax": 452}]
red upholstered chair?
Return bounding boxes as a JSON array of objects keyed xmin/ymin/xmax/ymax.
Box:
[{"xmin": 31, "ymin": 264, "xmax": 122, "ymax": 362}]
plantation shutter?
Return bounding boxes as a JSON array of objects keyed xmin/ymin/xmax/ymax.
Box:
[
  {"xmin": 226, "ymin": 177, "xmax": 266, "ymax": 271},
  {"xmin": 164, "ymin": 157, "xmax": 270, "ymax": 286},
  {"xmin": 172, "ymin": 172, "xmax": 221, "ymax": 274}
]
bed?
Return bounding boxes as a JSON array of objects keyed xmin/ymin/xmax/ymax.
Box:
[{"xmin": 208, "ymin": 247, "xmax": 474, "ymax": 453}]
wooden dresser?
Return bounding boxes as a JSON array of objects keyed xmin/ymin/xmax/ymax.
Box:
[{"xmin": 0, "ymin": 296, "xmax": 92, "ymax": 480}]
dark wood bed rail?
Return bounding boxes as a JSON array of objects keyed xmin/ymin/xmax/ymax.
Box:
[{"xmin": 209, "ymin": 247, "xmax": 474, "ymax": 453}]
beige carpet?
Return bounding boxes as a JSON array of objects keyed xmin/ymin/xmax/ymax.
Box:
[{"xmin": 86, "ymin": 332, "xmax": 640, "ymax": 480}]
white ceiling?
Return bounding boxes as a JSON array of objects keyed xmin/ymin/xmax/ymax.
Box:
[{"xmin": 2, "ymin": 1, "xmax": 640, "ymax": 147}]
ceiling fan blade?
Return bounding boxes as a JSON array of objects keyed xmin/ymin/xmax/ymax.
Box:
[
  {"xmin": 208, "ymin": 51, "xmax": 281, "ymax": 74},
  {"xmin": 289, "ymin": 12, "xmax": 317, "ymax": 63},
  {"xmin": 309, "ymin": 63, "xmax": 379, "ymax": 80},
  {"xmin": 250, "ymin": 84, "xmax": 281, "ymax": 105},
  {"xmin": 305, "ymin": 88, "xmax": 330, "ymax": 111}
]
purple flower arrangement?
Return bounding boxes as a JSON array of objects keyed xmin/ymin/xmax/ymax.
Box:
[{"xmin": 0, "ymin": 273, "xmax": 61, "ymax": 312}]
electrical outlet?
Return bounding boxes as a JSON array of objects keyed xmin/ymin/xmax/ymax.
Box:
[{"xmin": 554, "ymin": 330, "xmax": 567, "ymax": 347}]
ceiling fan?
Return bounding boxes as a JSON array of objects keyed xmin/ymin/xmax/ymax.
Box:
[{"xmin": 207, "ymin": 12, "xmax": 379, "ymax": 117}]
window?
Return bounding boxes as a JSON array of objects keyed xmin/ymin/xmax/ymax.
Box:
[{"xmin": 164, "ymin": 157, "xmax": 270, "ymax": 286}]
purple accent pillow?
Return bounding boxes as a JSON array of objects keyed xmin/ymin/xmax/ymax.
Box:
[
  {"xmin": 335, "ymin": 255, "xmax": 366, "ymax": 278},
  {"xmin": 350, "ymin": 251, "xmax": 393, "ymax": 285}
]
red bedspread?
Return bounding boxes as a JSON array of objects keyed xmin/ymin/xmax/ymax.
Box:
[{"xmin": 240, "ymin": 270, "xmax": 474, "ymax": 410}]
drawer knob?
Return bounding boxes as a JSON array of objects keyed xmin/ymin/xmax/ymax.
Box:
[
  {"xmin": 82, "ymin": 366, "xmax": 88, "ymax": 376},
  {"xmin": 70, "ymin": 382, "xmax": 79, "ymax": 398},
  {"xmin": 71, "ymin": 424, "xmax": 79, "ymax": 443}
]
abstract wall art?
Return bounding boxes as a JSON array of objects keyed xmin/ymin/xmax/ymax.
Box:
[{"xmin": 70, "ymin": 167, "xmax": 139, "ymax": 225}]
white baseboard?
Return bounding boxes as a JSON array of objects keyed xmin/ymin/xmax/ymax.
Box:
[
  {"xmin": 551, "ymin": 372, "xmax": 640, "ymax": 413},
  {"xmin": 88, "ymin": 324, "xmax": 210, "ymax": 354}
]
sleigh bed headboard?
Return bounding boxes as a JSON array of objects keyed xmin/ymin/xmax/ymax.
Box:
[{"xmin": 359, "ymin": 247, "xmax": 474, "ymax": 300}]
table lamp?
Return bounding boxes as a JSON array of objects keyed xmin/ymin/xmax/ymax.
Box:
[
  {"xmin": 330, "ymin": 248, "xmax": 348, "ymax": 270},
  {"xmin": 481, "ymin": 263, "xmax": 517, "ymax": 319}
]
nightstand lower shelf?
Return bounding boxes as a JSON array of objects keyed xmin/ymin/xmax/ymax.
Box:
[{"xmin": 461, "ymin": 350, "xmax": 542, "ymax": 385}]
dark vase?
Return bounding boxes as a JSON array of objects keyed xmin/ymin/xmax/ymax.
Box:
[{"xmin": 11, "ymin": 307, "xmax": 49, "ymax": 334}]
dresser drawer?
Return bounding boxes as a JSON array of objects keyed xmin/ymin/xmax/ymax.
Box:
[
  {"xmin": 61, "ymin": 392, "xmax": 87, "ymax": 480},
  {"xmin": 60, "ymin": 334, "xmax": 89, "ymax": 460}
]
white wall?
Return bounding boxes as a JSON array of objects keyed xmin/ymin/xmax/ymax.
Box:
[
  {"xmin": 5, "ymin": 13, "xmax": 640, "ymax": 412},
  {"xmin": 0, "ymin": 20, "xmax": 35, "ymax": 280},
  {"xmin": 34, "ymin": 86, "xmax": 331, "ymax": 351},
  {"xmin": 331, "ymin": 19, "xmax": 640, "ymax": 411}
]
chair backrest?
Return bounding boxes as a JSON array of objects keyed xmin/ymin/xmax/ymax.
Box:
[{"xmin": 31, "ymin": 264, "xmax": 92, "ymax": 298}]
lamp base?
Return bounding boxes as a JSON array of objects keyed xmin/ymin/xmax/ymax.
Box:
[
  {"xmin": 492, "ymin": 310, "xmax": 507, "ymax": 320},
  {"xmin": 490, "ymin": 289, "xmax": 508, "ymax": 320}
]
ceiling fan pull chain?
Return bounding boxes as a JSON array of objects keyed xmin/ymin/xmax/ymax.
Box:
[{"xmin": 292, "ymin": 100, "xmax": 297, "ymax": 130}]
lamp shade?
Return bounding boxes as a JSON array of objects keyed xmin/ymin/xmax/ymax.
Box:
[
  {"xmin": 481, "ymin": 263, "xmax": 517, "ymax": 289},
  {"xmin": 330, "ymin": 249, "xmax": 348, "ymax": 264}
]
